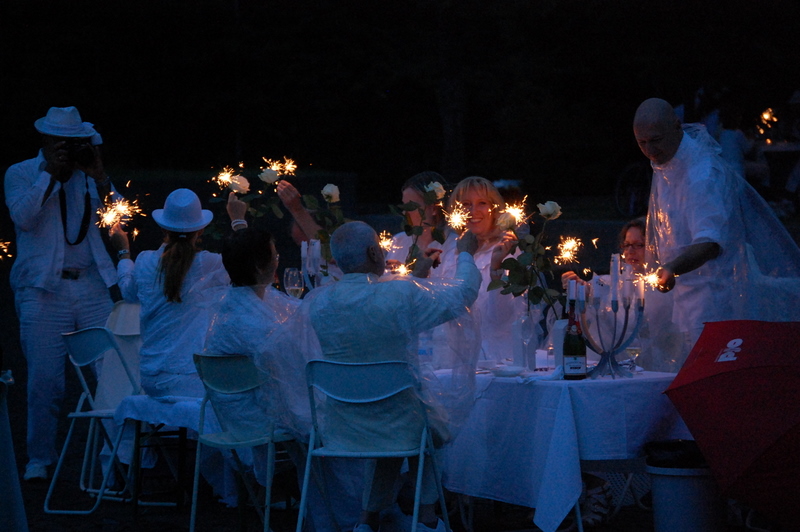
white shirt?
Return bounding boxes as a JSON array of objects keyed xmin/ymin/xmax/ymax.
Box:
[
  {"xmin": 307, "ymin": 252, "xmax": 480, "ymax": 451},
  {"xmin": 203, "ymin": 286, "xmax": 300, "ymax": 441},
  {"xmin": 117, "ymin": 247, "xmax": 229, "ymax": 376},
  {"xmin": 4, "ymin": 151, "xmax": 118, "ymax": 291},
  {"xmin": 385, "ymin": 230, "xmax": 457, "ymax": 279}
]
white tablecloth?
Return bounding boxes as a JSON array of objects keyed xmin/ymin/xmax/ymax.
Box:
[{"xmin": 441, "ymin": 371, "xmax": 690, "ymax": 532}]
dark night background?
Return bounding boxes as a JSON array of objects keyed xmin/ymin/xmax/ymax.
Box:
[{"xmin": 1, "ymin": 0, "xmax": 799, "ymax": 209}]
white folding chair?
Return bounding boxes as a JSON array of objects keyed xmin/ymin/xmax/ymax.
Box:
[
  {"xmin": 44, "ymin": 327, "xmax": 139, "ymax": 514},
  {"xmin": 295, "ymin": 360, "xmax": 451, "ymax": 532},
  {"xmin": 190, "ymin": 353, "xmax": 295, "ymax": 532}
]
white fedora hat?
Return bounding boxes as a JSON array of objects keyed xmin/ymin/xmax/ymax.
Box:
[
  {"xmin": 152, "ymin": 189, "xmax": 213, "ymax": 233},
  {"xmin": 34, "ymin": 106, "xmax": 97, "ymax": 138}
]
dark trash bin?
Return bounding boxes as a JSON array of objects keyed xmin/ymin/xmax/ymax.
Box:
[{"xmin": 644, "ymin": 440, "xmax": 725, "ymax": 532}]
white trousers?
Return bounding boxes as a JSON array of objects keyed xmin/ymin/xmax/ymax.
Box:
[{"xmin": 14, "ymin": 270, "xmax": 112, "ymax": 466}]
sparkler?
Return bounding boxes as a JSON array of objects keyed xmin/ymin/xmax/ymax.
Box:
[
  {"xmin": 0, "ymin": 240, "xmax": 12, "ymax": 260},
  {"xmin": 395, "ymin": 263, "xmax": 411, "ymax": 276},
  {"xmin": 97, "ymin": 198, "xmax": 144, "ymax": 229},
  {"xmin": 262, "ymin": 156, "xmax": 297, "ymax": 177},
  {"xmin": 638, "ymin": 269, "xmax": 661, "ymax": 290},
  {"xmin": 554, "ymin": 236, "xmax": 582, "ymax": 265},
  {"xmin": 379, "ymin": 231, "xmax": 395, "ymax": 253},
  {"xmin": 213, "ymin": 166, "xmax": 237, "ymax": 189},
  {"xmin": 501, "ymin": 195, "xmax": 529, "ymax": 225},
  {"xmin": 444, "ymin": 201, "xmax": 470, "ymax": 232},
  {"xmin": 591, "ymin": 238, "xmax": 600, "ymax": 249}
]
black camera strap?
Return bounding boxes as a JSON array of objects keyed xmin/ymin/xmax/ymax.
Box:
[{"xmin": 59, "ymin": 178, "xmax": 91, "ymax": 246}]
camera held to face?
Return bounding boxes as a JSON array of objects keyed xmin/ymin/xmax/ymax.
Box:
[{"xmin": 66, "ymin": 139, "xmax": 96, "ymax": 167}]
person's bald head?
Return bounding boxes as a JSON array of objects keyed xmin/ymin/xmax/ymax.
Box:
[
  {"xmin": 633, "ymin": 98, "xmax": 683, "ymax": 165},
  {"xmin": 330, "ymin": 221, "xmax": 385, "ymax": 276}
]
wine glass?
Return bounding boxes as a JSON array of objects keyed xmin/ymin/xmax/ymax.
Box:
[
  {"xmin": 625, "ymin": 344, "xmax": 642, "ymax": 369},
  {"xmin": 518, "ymin": 312, "xmax": 539, "ymax": 369},
  {"xmin": 283, "ymin": 268, "xmax": 304, "ymax": 299}
]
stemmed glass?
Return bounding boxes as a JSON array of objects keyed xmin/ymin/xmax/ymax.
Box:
[
  {"xmin": 625, "ymin": 344, "xmax": 642, "ymax": 369},
  {"xmin": 518, "ymin": 311, "xmax": 539, "ymax": 369},
  {"xmin": 283, "ymin": 267, "xmax": 305, "ymax": 299}
]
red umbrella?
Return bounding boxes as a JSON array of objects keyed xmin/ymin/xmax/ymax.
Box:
[{"xmin": 665, "ymin": 320, "xmax": 800, "ymax": 529}]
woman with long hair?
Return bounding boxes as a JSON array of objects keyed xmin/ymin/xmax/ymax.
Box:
[{"xmin": 111, "ymin": 189, "xmax": 246, "ymax": 398}]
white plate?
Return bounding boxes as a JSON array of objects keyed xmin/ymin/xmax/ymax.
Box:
[{"xmin": 492, "ymin": 366, "xmax": 525, "ymax": 377}]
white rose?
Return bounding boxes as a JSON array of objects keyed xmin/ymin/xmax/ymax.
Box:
[
  {"xmin": 425, "ymin": 181, "xmax": 446, "ymax": 200},
  {"xmin": 229, "ymin": 175, "xmax": 250, "ymax": 194},
  {"xmin": 537, "ymin": 200, "xmax": 562, "ymax": 220},
  {"xmin": 258, "ymin": 168, "xmax": 280, "ymax": 184},
  {"xmin": 321, "ymin": 183, "xmax": 340, "ymax": 203},
  {"xmin": 495, "ymin": 212, "xmax": 516, "ymax": 231}
]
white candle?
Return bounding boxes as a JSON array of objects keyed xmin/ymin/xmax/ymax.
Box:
[
  {"xmin": 637, "ymin": 278, "xmax": 645, "ymax": 301},
  {"xmin": 568, "ymin": 279, "xmax": 576, "ymax": 301},
  {"xmin": 301, "ymin": 241, "xmax": 308, "ymax": 272},
  {"xmin": 578, "ymin": 283, "xmax": 586, "ymax": 302},
  {"xmin": 610, "ymin": 254, "xmax": 620, "ymax": 302}
]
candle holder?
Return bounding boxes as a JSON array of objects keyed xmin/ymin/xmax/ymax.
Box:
[{"xmin": 578, "ymin": 255, "xmax": 646, "ymax": 379}]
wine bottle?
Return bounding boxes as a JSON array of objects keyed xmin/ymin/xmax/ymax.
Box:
[{"xmin": 563, "ymin": 288, "xmax": 587, "ymax": 380}]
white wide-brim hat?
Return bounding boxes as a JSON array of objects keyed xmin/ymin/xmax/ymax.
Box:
[
  {"xmin": 152, "ymin": 189, "xmax": 213, "ymax": 233},
  {"xmin": 34, "ymin": 106, "xmax": 97, "ymax": 138}
]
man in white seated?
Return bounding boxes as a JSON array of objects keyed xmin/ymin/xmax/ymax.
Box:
[{"xmin": 308, "ymin": 221, "xmax": 480, "ymax": 532}]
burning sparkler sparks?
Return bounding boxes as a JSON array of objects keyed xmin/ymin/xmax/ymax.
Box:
[
  {"xmin": 395, "ymin": 263, "xmax": 411, "ymax": 276},
  {"xmin": 554, "ymin": 236, "xmax": 582, "ymax": 265},
  {"xmin": 97, "ymin": 198, "xmax": 144, "ymax": 229},
  {"xmin": 262, "ymin": 157, "xmax": 297, "ymax": 176},
  {"xmin": 379, "ymin": 231, "xmax": 396, "ymax": 253},
  {"xmin": 213, "ymin": 166, "xmax": 237, "ymax": 189},
  {"xmin": 591, "ymin": 238, "xmax": 600, "ymax": 249},
  {"xmin": 445, "ymin": 201, "xmax": 470, "ymax": 232},
  {"xmin": 501, "ymin": 195, "xmax": 529, "ymax": 225},
  {"xmin": 638, "ymin": 270, "xmax": 661, "ymax": 290},
  {"xmin": 0, "ymin": 240, "xmax": 12, "ymax": 260}
]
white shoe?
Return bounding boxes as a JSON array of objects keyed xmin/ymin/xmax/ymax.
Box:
[
  {"xmin": 416, "ymin": 518, "xmax": 446, "ymax": 532},
  {"xmin": 23, "ymin": 463, "xmax": 48, "ymax": 481}
]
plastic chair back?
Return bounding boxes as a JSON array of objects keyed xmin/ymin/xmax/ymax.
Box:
[
  {"xmin": 105, "ymin": 301, "xmax": 142, "ymax": 391},
  {"xmin": 306, "ymin": 359, "xmax": 418, "ymax": 403},
  {"xmin": 193, "ymin": 353, "xmax": 269, "ymax": 395},
  {"xmin": 63, "ymin": 327, "xmax": 138, "ymax": 411}
]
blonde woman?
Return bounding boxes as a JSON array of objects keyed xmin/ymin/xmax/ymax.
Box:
[{"xmin": 438, "ymin": 176, "xmax": 524, "ymax": 361}]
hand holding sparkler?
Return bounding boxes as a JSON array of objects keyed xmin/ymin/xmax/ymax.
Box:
[
  {"xmin": 227, "ymin": 191, "xmax": 247, "ymax": 218},
  {"xmin": 656, "ymin": 266, "xmax": 676, "ymax": 293},
  {"xmin": 276, "ymin": 180, "xmax": 304, "ymax": 214},
  {"xmin": 109, "ymin": 223, "xmax": 131, "ymax": 260},
  {"xmin": 456, "ymin": 230, "xmax": 478, "ymax": 256},
  {"xmin": 490, "ymin": 230, "xmax": 518, "ymax": 276}
]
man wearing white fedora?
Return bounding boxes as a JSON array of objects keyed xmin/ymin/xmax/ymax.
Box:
[{"xmin": 5, "ymin": 106, "xmax": 120, "ymax": 481}]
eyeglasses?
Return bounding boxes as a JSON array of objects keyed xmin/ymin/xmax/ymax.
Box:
[{"xmin": 621, "ymin": 243, "xmax": 645, "ymax": 250}]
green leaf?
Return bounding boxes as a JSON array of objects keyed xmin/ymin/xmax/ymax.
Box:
[
  {"xmin": 546, "ymin": 288, "xmax": 561, "ymax": 299},
  {"xmin": 431, "ymin": 227, "xmax": 446, "ymax": 245},
  {"xmin": 517, "ymin": 252, "xmax": 534, "ymax": 267},
  {"xmin": 270, "ymin": 203, "xmax": 284, "ymax": 219},
  {"xmin": 411, "ymin": 225, "xmax": 424, "ymax": 236},
  {"xmin": 501, "ymin": 257, "xmax": 523, "ymax": 272},
  {"xmin": 422, "ymin": 190, "xmax": 438, "ymax": 205},
  {"xmin": 403, "ymin": 224, "xmax": 414, "ymax": 236},
  {"xmin": 239, "ymin": 193, "xmax": 261, "ymax": 202},
  {"xmin": 389, "ymin": 204, "xmax": 400, "ymax": 216},
  {"xmin": 524, "ymin": 234, "xmax": 536, "ymax": 244},
  {"xmin": 209, "ymin": 196, "xmax": 226, "ymax": 204},
  {"xmin": 487, "ymin": 279, "xmax": 505, "ymax": 291},
  {"xmin": 303, "ymin": 195, "xmax": 320, "ymax": 211},
  {"xmin": 528, "ymin": 291, "xmax": 543, "ymax": 305},
  {"xmin": 400, "ymin": 201, "xmax": 420, "ymax": 212}
]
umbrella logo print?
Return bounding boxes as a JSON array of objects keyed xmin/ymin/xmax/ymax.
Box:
[{"xmin": 715, "ymin": 338, "xmax": 743, "ymax": 362}]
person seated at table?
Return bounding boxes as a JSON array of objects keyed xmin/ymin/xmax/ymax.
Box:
[
  {"xmin": 436, "ymin": 176, "xmax": 525, "ymax": 362},
  {"xmin": 385, "ymin": 171, "xmax": 456, "ymax": 278},
  {"xmin": 561, "ymin": 217, "xmax": 647, "ymax": 291},
  {"xmin": 307, "ymin": 221, "xmax": 481, "ymax": 532},
  {"xmin": 110, "ymin": 189, "xmax": 245, "ymax": 398},
  {"xmin": 203, "ymin": 226, "xmax": 302, "ymax": 486}
]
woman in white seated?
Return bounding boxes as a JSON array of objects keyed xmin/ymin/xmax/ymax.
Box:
[
  {"xmin": 437, "ymin": 176, "xmax": 523, "ymax": 361},
  {"xmin": 385, "ymin": 171, "xmax": 456, "ymax": 277},
  {"xmin": 203, "ymin": 227, "xmax": 301, "ymax": 486},
  {"xmin": 110, "ymin": 189, "xmax": 245, "ymax": 398}
]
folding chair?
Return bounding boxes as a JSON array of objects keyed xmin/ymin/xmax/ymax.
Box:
[
  {"xmin": 44, "ymin": 327, "xmax": 139, "ymax": 514},
  {"xmin": 190, "ymin": 353, "xmax": 295, "ymax": 532},
  {"xmin": 295, "ymin": 360, "xmax": 451, "ymax": 532}
]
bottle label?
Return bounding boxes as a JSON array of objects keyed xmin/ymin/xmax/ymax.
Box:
[{"xmin": 563, "ymin": 356, "xmax": 586, "ymax": 375}]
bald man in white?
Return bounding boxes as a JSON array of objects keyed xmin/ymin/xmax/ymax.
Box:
[{"xmin": 634, "ymin": 97, "xmax": 800, "ymax": 370}]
